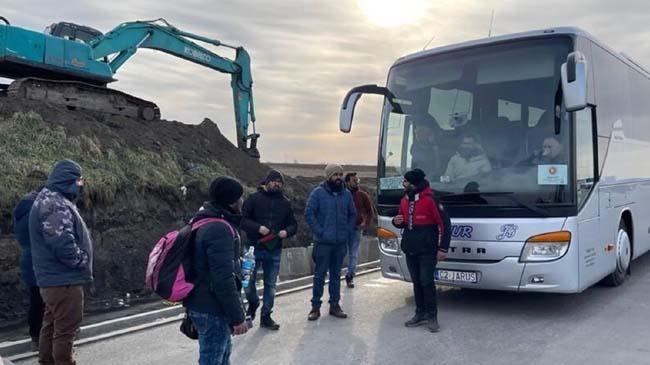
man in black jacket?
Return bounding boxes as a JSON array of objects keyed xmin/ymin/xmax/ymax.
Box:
[
  {"xmin": 183, "ymin": 176, "xmax": 249, "ymax": 364},
  {"xmin": 242, "ymin": 170, "xmax": 298, "ymax": 330}
]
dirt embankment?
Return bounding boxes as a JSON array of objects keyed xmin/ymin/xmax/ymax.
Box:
[{"xmin": 0, "ymin": 97, "xmax": 315, "ymax": 330}]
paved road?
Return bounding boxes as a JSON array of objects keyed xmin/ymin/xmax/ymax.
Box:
[{"xmin": 17, "ymin": 253, "xmax": 650, "ymax": 365}]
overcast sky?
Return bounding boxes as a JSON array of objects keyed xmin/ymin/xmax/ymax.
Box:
[{"xmin": 4, "ymin": 0, "xmax": 650, "ymax": 164}]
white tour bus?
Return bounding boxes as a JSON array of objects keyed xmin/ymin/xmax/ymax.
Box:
[{"xmin": 339, "ymin": 27, "xmax": 650, "ymax": 292}]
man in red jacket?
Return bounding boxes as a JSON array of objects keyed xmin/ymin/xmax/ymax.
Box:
[
  {"xmin": 392, "ymin": 168, "xmax": 451, "ymax": 332},
  {"xmin": 344, "ymin": 172, "xmax": 375, "ymax": 288}
]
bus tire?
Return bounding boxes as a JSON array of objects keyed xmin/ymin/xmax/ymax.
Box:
[{"xmin": 602, "ymin": 221, "xmax": 632, "ymax": 287}]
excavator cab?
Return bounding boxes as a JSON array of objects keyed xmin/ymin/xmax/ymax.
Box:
[{"xmin": 46, "ymin": 22, "xmax": 102, "ymax": 43}]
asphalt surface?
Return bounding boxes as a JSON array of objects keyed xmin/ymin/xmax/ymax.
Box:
[{"xmin": 16, "ymin": 253, "xmax": 650, "ymax": 365}]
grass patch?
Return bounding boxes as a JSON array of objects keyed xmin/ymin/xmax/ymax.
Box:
[{"xmin": 0, "ymin": 112, "xmax": 235, "ymax": 225}]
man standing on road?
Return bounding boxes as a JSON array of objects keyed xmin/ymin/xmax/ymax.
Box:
[
  {"xmin": 14, "ymin": 187, "xmax": 45, "ymax": 352},
  {"xmin": 241, "ymin": 170, "xmax": 298, "ymax": 330},
  {"xmin": 392, "ymin": 168, "xmax": 451, "ymax": 332},
  {"xmin": 184, "ymin": 176, "xmax": 249, "ymax": 364},
  {"xmin": 29, "ymin": 159, "xmax": 92, "ymax": 364},
  {"xmin": 305, "ymin": 164, "xmax": 357, "ymax": 321},
  {"xmin": 343, "ymin": 172, "xmax": 375, "ymax": 288}
]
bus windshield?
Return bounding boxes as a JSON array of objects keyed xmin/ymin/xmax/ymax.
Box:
[{"xmin": 378, "ymin": 38, "xmax": 574, "ymax": 212}]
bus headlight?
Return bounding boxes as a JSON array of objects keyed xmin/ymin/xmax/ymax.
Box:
[
  {"xmin": 377, "ymin": 227, "xmax": 399, "ymax": 254},
  {"xmin": 520, "ymin": 231, "xmax": 571, "ymax": 262}
]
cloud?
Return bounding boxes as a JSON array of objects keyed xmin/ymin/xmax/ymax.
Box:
[{"xmin": 5, "ymin": 0, "xmax": 650, "ymax": 164}]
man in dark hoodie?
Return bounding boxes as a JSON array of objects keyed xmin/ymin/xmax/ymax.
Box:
[
  {"xmin": 392, "ymin": 168, "xmax": 451, "ymax": 333},
  {"xmin": 183, "ymin": 176, "xmax": 249, "ymax": 365},
  {"xmin": 241, "ymin": 170, "xmax": 297, "ymax": 330},
  {"xmin": 304, "ymin": 164, "xmax": 356, "ymax": 321},
  {"xmin": 14, "ymin": 188, "xmax": 44, "ymax": 351},
  {"xmin": 29, "ymin": 159, "xmax": 92, "ymax": 364}
]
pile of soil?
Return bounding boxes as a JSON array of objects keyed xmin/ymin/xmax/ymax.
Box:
[{"xmin": 0, "ymin": 97, "xmax": 314, "ymax": 331}]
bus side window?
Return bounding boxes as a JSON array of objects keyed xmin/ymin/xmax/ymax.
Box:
[{"xmin": 575, "ymin": 106, "xmax": 596, "ymax": 207}]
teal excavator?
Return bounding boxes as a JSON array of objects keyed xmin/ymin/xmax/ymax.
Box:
[{"xmin": 0, "ymin": 17, "xmax": 260, "ymax": 158}]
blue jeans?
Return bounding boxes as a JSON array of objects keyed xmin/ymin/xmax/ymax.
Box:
[
  {"xmin": 347, "ymin": 230, "xmax": 362, "ymax": 277},
  {"xmin": 245, "ymin": 249, "xmax": 281, "ymax": 317},
  {"xmin": 188, "ymin": 310, "xmax": 232, "ymax": 365},
  {"xmin": 311, "ymin": 243, "xmax": 347, "ymax": 308}
]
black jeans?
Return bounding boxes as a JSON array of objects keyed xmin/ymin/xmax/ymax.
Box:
[
  {"xmin": 405, "ymin": 253, "xmax": 438, "ymax": 319},
  {"xmin": 28, "ymin": 285, "xmax": 44, "ymax": 339}
]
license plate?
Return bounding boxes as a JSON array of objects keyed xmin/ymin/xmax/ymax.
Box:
[{"xmin": 435, "ymin": 269, "xmax": 478, "ymax": 283}]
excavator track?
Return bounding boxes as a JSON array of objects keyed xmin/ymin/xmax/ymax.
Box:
[{"xmin": 7, "ymin": 78, "xmax": 160, "ymax": 121}]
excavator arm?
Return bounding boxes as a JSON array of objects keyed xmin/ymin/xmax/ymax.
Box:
[{"xmin": 90, "ymin": 19, "xmax": 258, "ymax": 157}]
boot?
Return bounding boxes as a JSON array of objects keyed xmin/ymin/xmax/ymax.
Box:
[
  {"xmin": 260, "ymin": 314, "xmax": 280, "ymax": 330},
  {"xmin": 329, "ymin": 304, "xmax": 348, "ymax": 319},
  {"xmin": 246, "ymin": 301, "xmax": 259, "ymax": 321},
  {"xmin": 308, "ymin": 308, "xmax": 321, "ymax": 321},
  {"xmin": 427, "ymin": 317, "xmax": 440, "ymax": 333},
  {"xmin": 345, "ymin": 274, "xmax": 355, "ymax": 288},
  {"xmin": 404, "ymin": 312, "xmax": 428, "ymax": 327}
]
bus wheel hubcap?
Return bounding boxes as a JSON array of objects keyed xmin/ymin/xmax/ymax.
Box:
[{"xmin": 616, "ymin": 229, "xmax": 631, "ymax": 273}]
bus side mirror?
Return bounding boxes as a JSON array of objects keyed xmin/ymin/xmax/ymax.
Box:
[
  {"xmin": 561, "ymin": 51, "xmax": 588, "ymax": 112},
  {"xmin": 339, "ymin": 84, "xmax": 402, "ymax": 133},
  {"xmin": 340, "ymin": 91, "xmax": 362, "ymax": 133}
]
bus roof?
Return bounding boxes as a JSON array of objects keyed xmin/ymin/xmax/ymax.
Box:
[{"xmin": 395, "ymin": 26, "xmax": 650, "ymax": 79}]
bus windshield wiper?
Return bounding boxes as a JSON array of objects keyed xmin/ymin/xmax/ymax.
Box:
[{"xmin": 438, "ymin": 191, "xmax": 550, "ymax": 217}]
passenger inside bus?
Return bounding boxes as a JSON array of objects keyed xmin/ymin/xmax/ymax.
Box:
[
  {"xmin": 521, "ymin": 135, "xmax": 567, "ymax": 165},
  {"xmin": 409, "ymin": 118, "xmax": 441, "ymax": 180},
  {"xmin": 441, "ymin": 132, "xmax": 491, "ymax": 182}
]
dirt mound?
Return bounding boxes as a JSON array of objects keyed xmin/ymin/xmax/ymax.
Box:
[{"xmin": 0, "ymin": 97, "xmax": 313, "ymax": 330}]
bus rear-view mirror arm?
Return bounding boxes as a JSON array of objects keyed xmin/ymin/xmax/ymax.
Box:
[
  {"xmin": 561, "ymin": 51, "xmax": 588, "ymax": 112},
  {"xmin": 339, "ymin": 84, "xmax": 403, "ymax": 133}
]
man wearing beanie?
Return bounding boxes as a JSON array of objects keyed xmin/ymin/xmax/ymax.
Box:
[
  {"xmin": 392, "ymin": 168, "xmax": 451, "ymax": 333},
  {"xmin": 184, "ymin": 176, "xmax": 249, "ymax": 364},
  {"xmin": 29, "ymin": 159, "xmax": 92, "ymax": 364},
  {"xmin": 304, "ymin": 163, "xmax": 357, "ymax": 321},
  {"xmin": 241, "ymin": 170, "xmax": 297, "ymax": 330}
]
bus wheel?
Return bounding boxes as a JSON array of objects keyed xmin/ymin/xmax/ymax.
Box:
[{"xmin": 602, "ymin": 221, "xmax": 632, "ymax": 287}]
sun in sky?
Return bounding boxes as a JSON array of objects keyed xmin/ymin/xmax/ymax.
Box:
[{"xmin": 357, "ymin": 0, "xmax": 431, "ymax": 27}]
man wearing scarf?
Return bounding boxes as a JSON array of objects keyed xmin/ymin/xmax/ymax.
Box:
[{"xmin": 392, "ymin": 168, "xmax": 451, "ymax": 332}]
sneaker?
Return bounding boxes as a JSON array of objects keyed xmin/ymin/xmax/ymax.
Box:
[
  {"xmin": 428, "ymin": 318, "xmax": 440, "ymax": 332},
  {"xmin": 308, "ymin": 308, "xmax": 321, "ymax": 321},
  {"xmin": 260, "ymin": 315, "xmax": 280, "ymax": 330},
  {"xmin": 345, "ymin": 275, "xmax": 355, "ymax": 288},
  {"xmin": 329, "ymin": 304, "xmax": 348, "ymax": 319},
  {"xmin": 246, "ymin": 302, "xmax": 259, "ymax": 321},
  {"xmin": 404, "ymin": 313, "xmax": 428, "ymax": 327}
]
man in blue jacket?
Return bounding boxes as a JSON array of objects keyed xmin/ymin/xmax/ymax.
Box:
[
  {"xmin": 305, "ymin": 164, "xmax": 357, "ymax": 321},
  {"xmin": 29, "ymin": 159, "xmax": 92, "ymax": 365},
  {"xmin": 14, "ymin": 189, "xmax": 44, "ymax": 351}
]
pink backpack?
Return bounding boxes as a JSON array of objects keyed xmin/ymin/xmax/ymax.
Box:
[{"xmin": 145, "ymin": 217, "xmax": 235, "ymax": 302}]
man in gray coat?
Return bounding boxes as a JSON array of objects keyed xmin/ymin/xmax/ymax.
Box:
[{"xmin": 29, "ymin": 159, "xmax": 92, "ymax": 365}]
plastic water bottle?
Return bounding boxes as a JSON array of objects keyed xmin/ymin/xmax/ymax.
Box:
[{"xmin": 241, "ymin": 246, "xmax": 256, "ymax": 289}]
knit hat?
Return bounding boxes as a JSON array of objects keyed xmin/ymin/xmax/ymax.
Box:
[
  {"xmin": 324, "ymin": 164, "xmax": 344, "ymax": 179},
  {"xmin": 209, "ymin": 177, "xmax": 243, "ymax": 206},
  {"xmin": 265, "ymin": 169, "xmax": 285, "ymax": 184},
  {"xmin": 404, "ymin": 168, "xmax": 426, "ymax": 185}
]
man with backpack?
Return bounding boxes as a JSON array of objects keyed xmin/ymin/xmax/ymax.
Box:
[
  {"xmin": 183, "ymin": 176, "xmax": 249, "ymax": 364},
  {"xmin": 29, "ymin": 159, "xmax": 92, "ymax": 364},
  {"xmin": 241, "ymin": 170, "xmax": 297, "ymax": 330},
  {"xmin": 13, "ymin": 188, "xmax": 44, "ymax": 352}
]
